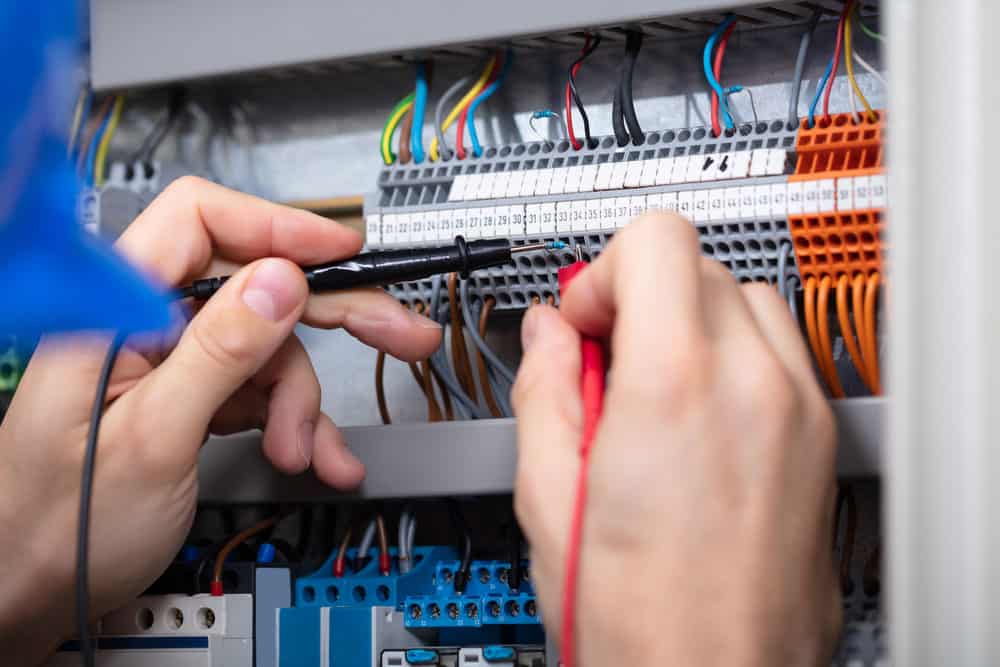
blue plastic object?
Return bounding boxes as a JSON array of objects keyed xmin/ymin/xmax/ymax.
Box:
[
  {"xmin": 405, "ymin": 648, "xmax": 439, "ymax": 665},
  {"xmin": 179, "ymin": 545, "xmax": 201, "ymax": 563},
  {"xmin": 411, "ymin": 63, "xmax": 429, "ymax": 164},
  {"xmin": 257, "ymin": 543, "xmax": 277, "ymax": 564},
  {"xmin": 483, "ymin": 645, "xmax": 516, "ymax": 662},
  {"xmin": 0, "ymin": 3, "xmax": 173, "ymax": 338}
]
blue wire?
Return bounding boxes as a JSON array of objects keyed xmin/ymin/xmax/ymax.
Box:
[
  {"xmin": 703, "ymin": 15, "xmax": 737, "ymax": 130},
  {"xmin": 71, "ymin": 88, "xmax": 93, "ymax": 161},
  {"xmin": 86, "ymin": 104, "xmax": 113, "ymax": 186},
  {"xmin": 411, "ymin": 63, "xmax": 429, "ymax": 164},
  {"xmin": 468, "ymin": 49, "xmax": 514, "ymax": 158},
  {"xmin": 807, "ymin": 52, "xmax": 836, "ymax": 128}
]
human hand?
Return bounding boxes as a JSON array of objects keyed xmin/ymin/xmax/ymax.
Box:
[
  {"xmin": 512, "ymin": 214, "xmax": 840, "ymax": 666},
  {"xmin": 0, "ymin": 177, "xmax": 442, "ymax": 664}
]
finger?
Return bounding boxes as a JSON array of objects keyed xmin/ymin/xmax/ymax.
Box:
[
  {"xmin": 559, "ymin": 213, "xmax": 705, "ymax": 364},
  {"xmin": 511, "ymin": 305, "xmax": 582, "ymax": 561},
  {"xmin": 304, "ymin": 288, "xmax": 442, "ymax": 362},
  {"xmin": 254, "ymin": 336, "xmax": 322, "ymax": 475},
  {"xmin": 311, "ymin": 412, "xmax": 366, "ymax": 490},
  {"xmin": 208, "ymin": 384, "xmax": 269, "ymax": 435},
  {"xmin": 116, "ymin": 175, "xmax": 362, "ymax": 287},
  {"xmin": 125, "ymin": 258, "xmax": 308, "ymax": 467},
  {"xmin": 698, "ymin": 257, "xmax": 770, "ymax": 349},
  {"xmin": 740, "ymin": 282, "xmax": 827, "ymax": 397}
]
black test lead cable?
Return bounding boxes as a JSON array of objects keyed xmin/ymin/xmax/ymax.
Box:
[{"xmin": 178, "ymin": 236, "xmax": 566, "ymax": 300}]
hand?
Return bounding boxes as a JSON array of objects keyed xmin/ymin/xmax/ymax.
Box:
[
  {"xmin": 512, "ymin": 214, "xmax": 840, "ymax": 666},
  {"xmin": 0, "ymin": 177, "xmax": 442, "ymax": 664}
]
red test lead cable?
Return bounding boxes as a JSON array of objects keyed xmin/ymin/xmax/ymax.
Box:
[{"xmin": 557, "ymin": 246, "xmax": 607, "ymax": 667}]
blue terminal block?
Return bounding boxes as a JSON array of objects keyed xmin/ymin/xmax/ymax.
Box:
[{"xmin": 295, "ymin": 546, "xmax": 456, "ymax": 610}]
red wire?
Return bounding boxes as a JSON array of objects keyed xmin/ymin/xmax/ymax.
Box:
[
  {"xmin": 557, "ymin": 260, "xmax": 607, "ymax": 667},
  {"xmin": 456, "ymin": 53, "xmax": 502, "ymax": 160},
  {"xmin": 822, "ymin": 0, "xmax": 855, "ymax": 121},
  {"xmin": 565, "ymin": 37, "xmax": 592, "ymax": 150},
  {"xmin": 710, "ymin": 21, "xmax": 737, "ymax": 137}
]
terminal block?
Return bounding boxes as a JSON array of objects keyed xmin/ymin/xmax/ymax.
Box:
[{"xmin": 366, "ymin": 120, "xmax": 804, "ymax": 310}]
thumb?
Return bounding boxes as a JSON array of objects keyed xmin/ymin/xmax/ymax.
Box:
[{"xmin": 132, "ymin": 258, "xmax": 308, "ymax": 460}]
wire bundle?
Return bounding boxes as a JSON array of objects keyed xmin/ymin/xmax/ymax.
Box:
[
  {"xmin": 462, "ymin": 48, "xmax": 514, "ymax": 158},
  {"xmin": 611, "ymin": 31, "xmax": 645, "ymax": 147},
  {"xmin": 74, "ymin": 94, "xmax": 125, "ymax": 187},
  {"xmin": 704, "ymin": 15, "xmax": 750, "ymax": 137},
  {"xmin": 430, "ymin": 56, "xmax": 497, "ymax": 162},
  {"xmin": 565, "ymin": 35, "xmax": 601, "ymax": 150}
]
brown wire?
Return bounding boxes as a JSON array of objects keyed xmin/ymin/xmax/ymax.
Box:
[
  {"xmin": 333, "ymin": 527, "xmax": 353, "ymax": 574},
  {"xmin": 213, "ymin": 515, "xmax": 279, "ymax": 586},
  {"xmin": 375, "ymin": 351, "xmax": 391, "ymax": 425},
  {"xmin": 398, "ymin": 107, "xmax": 414, "ymax": 165},
  {"xmin": 448, "ymin": 273, "xmax": 478, "ymax": 400},
  {"xmin": 407, "ymin": 302, "xmax": 443, "ymax": 421},
  {"xmin": 76, "ymin": 97, "xmax": 113, "ymax": 175},
  {"xmin": 474, "ymin": 297, "xmax": 503, "ymax": 418},
  {"xmin": 375, "ymin": 514, "xmax": 389, "ymax": 558}
]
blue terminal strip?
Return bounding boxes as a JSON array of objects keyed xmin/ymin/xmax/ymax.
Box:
[
  {"xmin": 484, "ymin": 645, "xmax": 517, "ymax": 662},
  {"xmin": 405, "ymin": 648, "xmax": 440, "ymax": 664}
]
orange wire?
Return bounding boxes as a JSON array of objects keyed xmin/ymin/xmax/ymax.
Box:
[
  {"xmin": 852, "ymin": 274, "xmax": 869, "ymax": 377},
  {"xmin": 864, "ymin": 273, "xmax": 881, "ymax": 394},
  {"xmin": 804, "ymin": 277, "xmax": 832, "ymax": 392},
  {"xmin": 817, "ymin": 276, "xmax": 846, "ymax": 398},
  {"xmin": 836, "ymin": 275, "xmax": 873, "ymax": 392},
  {"xmin": 213, "ymin": 516, "xmax": 279, "ymax": 588},
  {"xmin": 475, "ymin": 297, "xmax": 503, "ymax": 418}
]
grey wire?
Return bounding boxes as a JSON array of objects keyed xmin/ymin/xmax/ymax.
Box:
[
  {"xmin": 398, "ymin": 511, "xmax": 411, "ymax": 573},
  {"xmin": 434, "ymin": 75, "xmax": 474, "ymax": 161},
  {"xmin": 357, "ymin": 518, "xmax": 377, "ymax": 562},
  {"xmin": 488, "ymin": 366, "xmax": 513, "ymax": 417},
  {"xmin": 786, "ymin": 275, "xmax": 801, "ymax": 323},
  {"xmin": 459, "ymin": 278, "xmax": 517, "ymax": 386},
  {"xmin": 788, "ymin": 10, "xmax": 822, "ymax": 128},
  {"xmin": 406, "ymin": 517, "xmax": 416, "ymax": 565},
  {"xmin": 528, "ymin": 112, "xmax": 569, "ymax": 147},
  {"xmin": 777, "ymin": 241, "xmax": 791, "ymax": 296},
  {"xmin": 427, "ymin": 276, "xmax": 488, "ymax": 418}
]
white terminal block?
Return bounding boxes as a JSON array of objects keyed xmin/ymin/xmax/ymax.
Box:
[
  {"xmin": 564, "ymin": 166, "xmax": 583, "ymax": 194},
  {"xmin": 639, "ymin": 160, "xmax": 659, "ymax": 187},
  {"xmin": 624, "ymin": 160, "xmax": 645, "ymax": 188},
  {"xmin": 629, "ymin": 195, "xmax": 647, "ymax": 220},
  {"xmin": 836, "ymin": 178, "xmax": 853, "ymax": 211},
  {"xmin": 409, "ymin": 212, "xmax": 425, "ymax": 245},
  {"xmin": 748, "ymin": 149, "xmax": 770, "ymax": 177},
  {"xmin": 569, "ymin": 201, "xmax": 587, "ymax": 234},
  {"xmin": 754, "ymin": 185, "xmax": 773, "ymax": 218},
  {"xmin": 519, "ymin": 169, "xmax": 539, "ymax": 198},
  {"xmin": 448, "ymin": 174, "xmax": 470, "ymax": 201},
  {"xmin": 586, "ymin": 198, "xmax": 602, "ymax": 231},
  {"xmin": 425, "ymin": 210, "xmax": 440, "ymax": 243},
  {"xmin": 506, "ymin": 169, "xmax": 525, "ymax": 198},
  {"xmin": 510, "ymin": 204, "xmax": 527, "ymax": 237},
  {"xmin": 765, "ymin": 149, "xmax": 788, "ymax": 176},
  {"xmin": 396, "ymin": 214, "xmax": 412, "ymax": 246},
  {"xmin": 739, "ymin": 186, "xmax": 756, "ymax": 219},
  {"xmin": 539, "ymin": 202, "xmax": 557, "ymax": 235},
  {"xmin": 714, "ymin": 152, "xmax": 736, "ymax": 180},
  {"xmin": 437, "ymin": 210, "xmax": 453, "ymax": 241},
  {"xmin": 870, "ymin": 174, "xmax": 888, "ymax": 207},
  {"xmin": 462, "ymin": 173, "xmax": 483, "ymax": 201},
  {"xmin": 817, "ymin": 178, "xmax": 837, "ymax": 213},
  {"xmin": 686, "ymin": 154, "xmax": 707, "ymax": 182},
  {"xmin": 609, "ymin": 161, "xmax": 629, "ymax": 190},
  {"xmin": 692, "ymin": 189, "xmax": 710, "ymax": 222},
  {"xmin": 480, "ymin": 207, "xmax": 496, "ymax": 238},
  {"xmin": 646, "ymin": 192, "xmax": 663, "ymax": 211},
  {"xmin": 548, "ymin": 167, "xmax": 568, "ymax": 195},
  {"xmin": 365, "ymin": 214, "xmax": 381, "ymax": 249},
  {"xmin": 476, "ymin": 172, "xmax": 495, "ymax": 200},
  {"xmin": 491, "ymin": 171, "xmax": 511, "ymax": 200},
  {"xmin": 771, "ymin": 183, "xmax": 788, "ymax": 216},
  {"xmin": 579, "ymin": 164, "xmax": 598, "ymax": 192},
  {"xmin": 534, "ymin": 168, "xmax": 554, "ymax": 196},
  {"xmin": 786, "ymin": 182, "xmax": 804, "ymax": 215},
  {"xmin": 494, "ymin": 206, "xmax": 511, "ymax": 237},
  {"xmin": 465, "ymin": 208, "xmax": 482, "ymax": 239},
  {"xmin": 731, "ymin": 151, "xmax": 752, "ymax": 178},
  {"xmin": 599, "ymin": 198, "xmax": 616, "ymax": 230},
  {"xmin": 654, "ymin": 157, "xmax": 675, "ymax": 186},
  {"xmin": 594, "ymin": 162, "xmax": 614, "ymax": 191},
  {"xmin": 670, "ymin": 156, "xmax": 691, "ymax": 185},
  {"xmin": 451, "ymin": 209, "xmax": 469, "ymax": 237},
  {"xmin": 802, "ymin": 180, "xmax": 820, "ymax": 214},
  {"xmin": 724, "ymin": 187, "xmax": 741, "ymax": 220},
  {"xmin": 699, "ymin": 153, "xmax": 720, "ymax": 182},
  {"xmin": 708, "ymin": 188, "xmax": 726, "ymax": 221},
  {"xmin": 852, "ymin": 176, "xmax": 872, "ymax": 209},
  {"xmin": 661, "ymin": 191, "xmax": 679, "ymax": 212},
  {"xmin": 677, "ymin": 190, "xmax": 694, "ymax": 218},
  {"xmin": 524, "ymin": 204, "xmax": 541, "ymax": 236},
  {"xmin": 382, "ymin": 213, "xmax": 398, "ymax": 247},
  {"xmin": 555, "ymin": 202, "xmax": 571, "ymax": 234},
  {"xmin": 614, "ymin": 196, "xmax": 631, "ymax": 228}
]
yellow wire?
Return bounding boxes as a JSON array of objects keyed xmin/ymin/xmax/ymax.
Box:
[
  {"xmin": 428, "ymin": 56, "xmax": 497, "ymax": 162},
  {"xmin": 94, "ymin": 95, "xmax": 125, "ymax": 187},
  {"xmin": 845, "ymin": 10, "xmax": 877, "ymax": 123},
  {"xmin": 381, "ymin": 99, "xmax": 415, "ymax": 166},
  {"xmin": 67, "ymin": 87, "xmax": 87, "ymax": 157}
]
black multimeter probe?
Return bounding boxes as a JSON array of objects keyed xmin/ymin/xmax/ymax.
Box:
[{"xmin": 178, "ymin": 236, "xmax": 566, "ymax": 300}]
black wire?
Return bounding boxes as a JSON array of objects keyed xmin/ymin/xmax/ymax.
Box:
[
  {"xmin": 127, "ymin": 88, "xmax": 186, "ymax": 174},
  {"xmin": 77, "ymin": 334, "xmax": 126, "ymax": 667},
  {"xmin": 568, "ymin": 34, "xmax": 602, "ymax": 149},
  {"xmin": 508, "ymin": 516, "xmax": 523, "ymax": 594},
  {"xmin": 447, "ymin": 500, "xmax": 473, "ymax": 594},
  {"xmin": 621, "ymin": 30, "xmax": 645, "ymax": 146},
  {"xmin": 611, "ymin": 66, "xmax": 629, "ymax": 146}
]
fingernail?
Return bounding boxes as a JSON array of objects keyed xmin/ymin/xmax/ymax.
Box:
[
  {"xmin": 522, "ymin": 307, "xmax": 540, "ymax": 352},
  {"xmin": 297, "ymin": 421, "xmax": 315, "ymax": 466},
  {"xmin": 242, "ymin": 259, "xmax": 301, "ymax": 322},
  {"xmin": 339, "ymin": 443, "xmax": 365, "ymax": 474},
  {"xmin": 406, "ymin": 308, "xmax": 442, "ymax": 330}
]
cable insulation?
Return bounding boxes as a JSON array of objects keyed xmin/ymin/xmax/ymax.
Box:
[
  {"xmin": 817, "ymin": 276, "xmax": 845, "ymax": 398},
  {"xmin": 433, "ymin": 75, "xmax": 474, "ymax": 161},
  {"xmin": 380, "ymin": 93, "xmax": 416, "ymax": 165},
  {"xmin": 822, "ymin": 1, "xmax": 855, "ymax": 122},
  {"xmin": 411, "ymin": 63, "xmax": 429, "ymax": 163},
  {"xmin": 710, "ymin": 21, "xmax": 737, "ymax": 136},
  {"xmin": 788, "ymin": 10, "xmax": 822, "ymax": 128},
  {"xmin": 704, "ymin": 15, "xmax": 738, "ymax": 131},
  {"xmin": 429, "ymin": 57, "xmax": 496, "ymax": 162},
  {"xmin": 863, "ymin": 273, "xmax": 881, "ymax": 393},
  {"xmin": 566, "ymin": 35, "xmax": 601, "ymax": 149},
  {"xmin": 212, "ymin": 515, "xmax": 279, "ymax": 594},
  {"xmin": 467, "ymin": 50, "xmax": 514, "ymax": 157},
  {"xmin": 836, "ymin": 275, "xmax": 873, "ymax": 392},
  {"xmin": 94, "ymin": 95, "xmax": 124, "ymax": 187},
  {"xmin": 844, "ymin": 7, "xmax": 878, "ymax": 123},
  {"xmin": 621, "ymin": 31, "xmax": 645, "ymax": 145}
]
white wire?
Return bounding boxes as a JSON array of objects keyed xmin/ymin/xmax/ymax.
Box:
[
  {"xmin": 853, "ymin": 51, "xmax": 887, "ymax": 89},
  {"xmin": 847, "ymin": 71, "xmax": 862, "ymax": 123}
]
